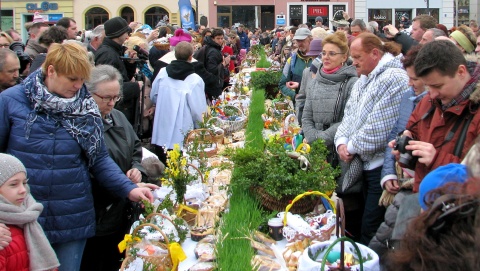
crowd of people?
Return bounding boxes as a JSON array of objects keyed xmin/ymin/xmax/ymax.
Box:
[{"xmin": 0, "ymin": 9, "xmax": 480, "ymax": 271}]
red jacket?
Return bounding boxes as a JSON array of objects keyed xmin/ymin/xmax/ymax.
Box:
[
  {"xmin": 222, "ymin": 45, "xmax": 235, "ymax": 72},
  {"xmin": 0, "ymin": 225, "xmax": 29, "ymax": 271},
  {"xmin": 408, "ymin": 90, "xmax": 480, "ymax": 192}
]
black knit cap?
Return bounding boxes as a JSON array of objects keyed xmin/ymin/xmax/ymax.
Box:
[{"xmin": 104, "ymin": 17, "xmax": 131, "ymax": 38}]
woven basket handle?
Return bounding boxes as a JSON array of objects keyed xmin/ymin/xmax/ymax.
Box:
[
  {"xmin": 320, "ymin": 236, "xmax": 364, "ymax": 271},
  {"xmin": 184, "ymin": 129, "xmax": 217, "ymax": 147},
  {"xmin": 187, "ymin": 163, "xmax": 205, "ymax": 183},
  {"xmin": 223, "ymin": 104, "xmax": 245, "ymax": 117},
  {"xmin": 132, "ymin": 222, "xmax": 170, "ymax": 244},
  {"xmin": 283, "ymin": 191, "xmax": 335, "ymax": 226}
]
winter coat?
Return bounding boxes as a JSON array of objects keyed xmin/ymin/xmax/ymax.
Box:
[
  {"xmin": 408, "ymin": 62, "xmax": 480, "ymax": 192},
  {"xmin": 92, "ymin": 109, "xmax": 146, "ymax": 236},
  {"xmin": 24, "ymin": 40, "xmax": 47, "ymax": 61},
  {"xmin": 95, "ymin": 38, "xmax": 141, "ymax": 126},
  {"xmin": 238, "ymin": 30, "xmax": 250, "ymax": 51},
  {"xmin": 0, "ymin": 226, "xmax": 29, "ymax": 271},
  {"xmin": 335, "ymin": 53, "xmax": 410, "ymax": 170},
  {"xmin": 380, "ymin": 89, "xmax": 427, "ymax": 188},
  {"xmin": 368, "ymin": 188, "xmax": 413, "ymax": 257},
  {"xmin": 194, "ymin": 36, "xmax": 226, "ymax": 99},
  {"xmin": 0, "ymin": 84, "xmax": 138, "ymax": 244},
  {"xmin": 279, "ymin": 52, "xmax": 314, "ymax": 101},
  {"xmin": 302, "ymin": 64, "xmax": 358, "ymax": 146},
  {"xmin": 295, "ymin": 57, "xmax": 322, "ymax": 126}
]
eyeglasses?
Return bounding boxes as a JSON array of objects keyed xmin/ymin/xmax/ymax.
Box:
[
  {"xmin": 0, "ymin": 44, "xmax": 10, "ymax": 48},
  {"xmin": 92, "ymin": 93, "xmax": 122, "ymax": 103},
  {"xmin": 321, "ymin": 51, "xmax": 345, "ymax": 57}
]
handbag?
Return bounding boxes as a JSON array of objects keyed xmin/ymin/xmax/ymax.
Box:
[{"xmin": 326, "ymin": 76, "xmax": 363, "ymax": 194}]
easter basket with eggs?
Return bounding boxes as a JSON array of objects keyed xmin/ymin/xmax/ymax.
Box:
[
  {"xmin": 208, "ymin": 104, "xmax": 247, "ymax": 135},
  {"xmin": 279, "ymin": 191, "xmax": 337, "ymax": 242},
  {"xmin": 296, "ymin": 199, "xmax": 380, "ymax": 271}
]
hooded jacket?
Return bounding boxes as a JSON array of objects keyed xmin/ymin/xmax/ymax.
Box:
[
  {"xmin": 335, "ymin": 53, "xmax": 410, "ymax": 170},
  {"xmin": 150, "ymin": 60, "xmax": 207, "ymax": 149},
  {"xmin": 408, "ymin": 61, "xmax": 480, "ymax": 192}
]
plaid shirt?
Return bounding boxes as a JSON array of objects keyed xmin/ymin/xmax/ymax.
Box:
[
  {"xmin": 335, "ymin": 53, "xmax": 410, "ymax": 169},
  {"xmin": 442, "ymin": 61, "xmax": 480, "ymax": 110}
]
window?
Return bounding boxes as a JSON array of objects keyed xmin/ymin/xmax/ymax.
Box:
[
  {"xmin": 144, "ymin": 7, "xmax": 169, "ymax": 29},
  {"xmin": 1, "ymin": 10, "xmax": 14, "ymax": 30},
  {"xmin": 121, "ymin": 7, "xmax": 134, "ymax": 24},
  {"xmin": 85, "ymin": 7, "xmax": 109, "ymax": 30}
]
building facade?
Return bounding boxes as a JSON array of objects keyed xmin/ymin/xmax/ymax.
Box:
[
  {"xmin": 1, "ymin": 0, "xmax": 73, "ymax": 40},
  {"xmin": 0, "ymin": 0, "xmax": 478, "ymax": 39},
  {"xmin": 208, "ymin": 0, "xmax": 354, "ymax": 30},
  {"xmin": 355, "ymin": 0, "xmax": 470, "ymax": 29}
]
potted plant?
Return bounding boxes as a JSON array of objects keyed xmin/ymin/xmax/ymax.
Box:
[
  {"xmin": 250, "ymin": 70, "xmax": 282, "ymax": 99},
  {"xmin": 231, "ymin": 136, "xmax": 339, "ymax": 213}
]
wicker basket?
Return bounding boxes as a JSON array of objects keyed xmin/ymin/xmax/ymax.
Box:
[
  {"xmin": 153, "ymin": 42, "xmax": 170, "ymax": 50},
  {"xmin": 281, "ymin": 191, "xmax": 336, "ymax": 242},
  {"xmin": 184, "ymin": 129, "xmax": 218, "ymax": 157},
  {"xmin": 123, "ymin": 223, "xmax": 174, "ymax": 271},
  {"xmin": 254, "ymin": 186, "xmax": 317, "ymax": 214},
  {"xmin": 208, "ymin": 105, "xmax": 247, "ymax": 135}
]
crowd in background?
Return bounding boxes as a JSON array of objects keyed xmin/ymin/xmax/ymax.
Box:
[{"xmin": 1, "ymin": 9, "xmax": 480, "ymax": 271}]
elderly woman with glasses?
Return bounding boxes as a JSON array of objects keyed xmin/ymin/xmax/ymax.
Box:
[
  {"xmin": 81, "ymin": 64, "xmax": 158, "ymax": 270},
  {"xmin": 302, "ymin": 31, "xmax": 357, "ymax": 145},
  {"xmin": 301, "ymin": 32, "xmax": 358, "ymax": 230},
  {"xmin": 0, "ymin": 42, "xmax": 153, "ymax": 271}
]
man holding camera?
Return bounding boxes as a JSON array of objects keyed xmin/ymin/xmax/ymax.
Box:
[
  {"xmin": 389, "ymin": 40, "xmax": 480, "ymax": 192},
  {"xmin": 95, "ymin": 17, "xmax": 143, "ymax": 126},
  {"xmin": 0, "ymin": 49, "xmax": 20, "ymax": 92}
]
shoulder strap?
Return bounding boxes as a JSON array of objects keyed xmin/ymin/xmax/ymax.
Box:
[
  {"xmin": 332, "ymin": 76, "xmax": 350, "ymax": 123},
  {"xmin": 453, "ymin": 103, "xmax": 479, "ymax": 157}
]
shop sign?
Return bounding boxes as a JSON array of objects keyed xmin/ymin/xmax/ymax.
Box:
[
  {"xmin": 49, "ymin": 14, "xmax": 63, "ymax": 22},
  {"xmin": 276, "ymin": 15, "xmax": 286, "ymax": 25},
  {"xmin": 26, "ymin": 2, "xmax": 59, "ymax": 13},
  {"xmin": 373, "ymin": 14, "xmax": 387, "ymax": 20},
  {"xmin": 307, "ymin": 6, "xmax": 327, "ymax": 16}
]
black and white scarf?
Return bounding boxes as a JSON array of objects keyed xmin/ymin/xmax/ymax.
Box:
[{"xmin": 23, "ymin": 69, "xmax": 103, "ymax": 167}]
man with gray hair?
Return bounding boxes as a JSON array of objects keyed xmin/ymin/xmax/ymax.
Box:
[
  {"xmin": 350, "ymin": 19, "xmax": 367, "ymax": 37},
  {"xmin": 0, "ymin": 48, "xmax": 20, "ymax": 92},
  {"xmin": 87, "ymin": 25, "xmax": 105, "ymax": 53},
  {"xmin": 420, "ymin": 28, "xmax": 446, "ymax": 44}
]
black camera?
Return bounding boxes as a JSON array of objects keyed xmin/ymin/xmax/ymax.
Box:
[
  {"xmin": 223, "ymin": 53, "xmax": 236, "ymax": 60},
  {"xmin": 10, "ymin": 42, "xmax": 32, "ymax": 75},
  {"xmin": 393, "ymin": 135, "xmax": 417, "ymax": 167}
]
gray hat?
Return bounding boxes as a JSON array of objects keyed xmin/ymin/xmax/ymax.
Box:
[
  {"xmin": 293, "ymin": 28, "xmax": 312, "ymax": 40},
  {"xmin": 315, "ymin": 16, "xmax": 323, "ymax": 22},
  {"xmin": 0, "ymin": 153, "xmax": 26, "ymax": 186}
]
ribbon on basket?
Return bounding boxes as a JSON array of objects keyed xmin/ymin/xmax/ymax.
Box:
[
  {"xmin": 168, "ymin": 242, "xmax": 187, "ymax": 270},
  {"xmin": 175, "ymin": 203, "xmax": 199, "ymax": 217},
  {"xmin": 283, "ymin": 191, "xmax": 336, "ymax": 226},
  {"xmin": 118, "ymin": 234, "xmax": 141, "ymax": 253}
]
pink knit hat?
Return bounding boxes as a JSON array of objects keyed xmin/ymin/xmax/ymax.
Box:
[
  {"xmin": 33, "ymin": 12, "xmax": 45, "ymax": 23},
  {"xmin": 169, "ymin": 29, "xmax": 192, "ymax": 47}
]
